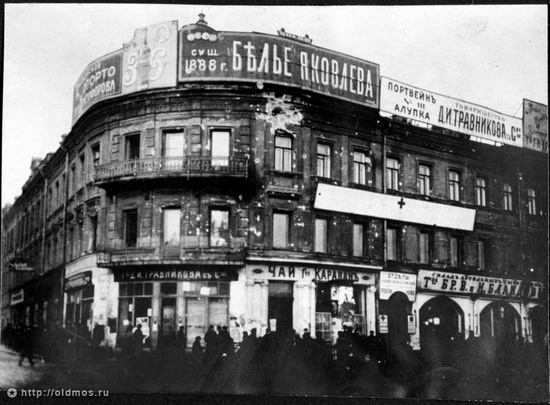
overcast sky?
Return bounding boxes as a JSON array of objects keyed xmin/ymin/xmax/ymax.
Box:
[{"xmin": 2, "ymin": 4, "xmax": 547, "ymax": 207}]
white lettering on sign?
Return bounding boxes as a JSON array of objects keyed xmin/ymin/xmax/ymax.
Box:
[
  {"xmin": 179, "ymin": 31, "xmax": 379, "ymax": 108},
  {"xmin": 417, "ymin": 270, "xmax": 544, "ymax": 300}
]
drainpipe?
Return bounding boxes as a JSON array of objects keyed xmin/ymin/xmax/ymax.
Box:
[
  {"xmin": 59, "ymin": 140, "xmax": 70, "ymax": 327},
  {"xmin": 39, "ymin": 169, "xmax": 48, "ymax": 280}
]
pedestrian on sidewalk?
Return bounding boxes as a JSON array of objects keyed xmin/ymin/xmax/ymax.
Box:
[{"xmin": 18, "ymin": 325, "xmax": 35, "ymax": 367}]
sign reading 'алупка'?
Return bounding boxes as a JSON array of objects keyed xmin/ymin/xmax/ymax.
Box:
[
  {"xmin": 179, "ymin": 28, "xmax": 379, "ymax": 108},
  {"xmin": 380, "ymin": 77, "xmax": 523, "ymax": 148},
  {"xmin": 114, "ymin": 268, "xmax": 238, "ymax": 282},
  {"xmin": 417, "ymin": 270, "xmax": 544, "ymax": 300}
]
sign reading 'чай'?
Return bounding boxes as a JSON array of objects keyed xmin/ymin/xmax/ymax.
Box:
[{"xmin": 417, "ymin": 270, "xmax": 543, "ymax": 300}]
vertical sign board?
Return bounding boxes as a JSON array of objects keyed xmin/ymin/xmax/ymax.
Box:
[
  {"xmin": 380, "ymin": 77, "xmax": 523, "ymax": 148},
  {"xmin": 179, "ymin": 27, "xmax": 380, "ymax": 108},
  {"xmin": 523, "ymin": 99, "xmax": 548, "ymax": 153},
  {"xmin": 122, "ymin": 20, "xmax": 178, "ymax": 95},
  {"xmin": 72, "ymin": 51, "xmax": 122, "ymax": 124},
  {"xmin": 378, "ymin": 315, "xmax": 388, "ymax": 334},
  {"xmin": 407, "ymin": 315, "xmax": 416, "ymax": 334}
]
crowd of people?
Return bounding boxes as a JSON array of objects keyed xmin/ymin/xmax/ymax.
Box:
[{"xmin": 2, "ymin": 321, "xmax": 548, "ymax": 400}]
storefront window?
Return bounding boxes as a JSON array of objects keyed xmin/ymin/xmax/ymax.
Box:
[{"xmin": 118, "ymin": 282, "xmax": 153, "ymax": 334}]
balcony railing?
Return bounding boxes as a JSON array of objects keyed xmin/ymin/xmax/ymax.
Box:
[{"xmin": 93, "ymin": 155, "xmax": 248, "ymax": 183}]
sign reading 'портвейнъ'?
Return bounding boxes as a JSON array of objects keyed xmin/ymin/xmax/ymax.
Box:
[
  {"xmin": 417, "ymin": 270, "xmax": 544, "ymax": 300},
  {"xmin": 179, "ymin": 28, "xmax": 379, "ymax": 108},
  {"xmin": 380, "ymin": 77, "xmax": 523, "ymax": 148}
]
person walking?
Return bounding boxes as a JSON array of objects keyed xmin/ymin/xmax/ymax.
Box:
[{"xmin": 18, "ymin": 325, "xmax": 35, "ymax": 367}]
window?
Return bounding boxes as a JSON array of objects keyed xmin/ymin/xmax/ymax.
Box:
[
  {"xmin": 210, "ymin": 208, "xmax": 229, "ymax": 247},
  {"xmin": 89, "ymin": 215, "xmax": 98, "ymax": 252},
  {"xmin": 478, "ymin": 240, "xmax": 486, "ymax": 270},
  {"xmin": 211, "ymin": 129, "xmax": 230, "ymax": 166},
  {"xmin": 91, "ymin": 143, "xmax": 101, "ymax": 166},
  {"xmin": 418, "ymin": 164, "xmax": 431, "ymax": 196},
  {"xmin": 55, "ymin": 181, "xmax": 60, "ymax": 208},
  {"xmin": 353, "ymin": 223, "xmax": 366, "ymax": 257},
  {"xmin": 163, "ymin": 208, "xmax": 181, "ymax": 246},
  {"xmin": 527, "ymin": 189, "xmax": 536, "ymax": 215},
  {"xmin": 503, "ymin": 183, "xmax": 513, "ymax": 211},
  {"xmin": 386, "ymin": 158, "xmax": 400, "ymax": 190},
  {"xmin": 353, "ymin": 151, "xmax": 368, "ymax": 185},
  {"xmin": 314, "ymin": 218, "xmax": 328, "ymax": 253},
  {"xmin": 163, "ymin": 130, "xmax": 185, "ymax": 157},
  {"xmin": 419, "ymin": 232, "xmax": 431, "ymax": 264},
  {"xmin": 449, "ymin": 170, "xmax": 461, "ymax": 201},
  {"xmin": 387, "ymin": 228, "xmax": 399, "ymax": 261},
  {"xmin": 125, "ymin": 134, "xmax": 140, "ymax": 160},
  {"xmin": 79, "ymin": 153, "xmax": 86, "ymax": 186},
  {"xmin": 123, "ymin": 209, "xmax": 138, "ymax": 248},
  {"xmin": 70, "ymin": 163, "xmax": 76, "ymax": 194},
  {"xmin": 317, "ymin": 143, "xmax": 332, "ymax": 178},
  {"xmin": 450, "ymin": 236, "xmax": 462, "ymax": 268},
  {"xmin": 475, "ymin": 177, "xmax": 487, "ymax": 206},
  {"xmin": 275, "ymin": 135, "xmax": 292, "ymax": 172},
  {"xmin": 273, "ymin": 212, "xmax": 290, "ymax": 249}
]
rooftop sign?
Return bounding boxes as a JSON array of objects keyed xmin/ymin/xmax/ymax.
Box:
[
  {"xmin": 179, "ymin": 27, "xmax": 379, "ymax": 108},
  {"xmin": 380, "ymin": 77, "xmax": 523, "ymax": 148},
  {"xmin": 523, "ymin": 99, "xmax": 548, "ymax": 153}
]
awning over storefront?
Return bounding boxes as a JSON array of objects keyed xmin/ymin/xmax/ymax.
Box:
[{"xmin": 314, "ymin": 183, "xmax": 476, "ymax": 231}]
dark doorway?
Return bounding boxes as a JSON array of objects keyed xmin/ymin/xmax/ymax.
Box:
[
  {"xmin": 161, "ymin": 297, "xmax": 177, "ymax": 348},
  {"xmin": 530, "ymin": 305, "xmax": 548, "ymax": 345},
  {"xmin": 419, "ymin": 296, "xmax": 464, "ymax": 365},
  {"xmin": 480, "ymin": 301, "xmax": 521, "ymax": 343},
  {"xmin": 384, "ymin": 292, "xmax": 410, "ymax": 353},
  {"xmin": 268, "ymin": 282, "xmax": 294, "ymax": 334}
]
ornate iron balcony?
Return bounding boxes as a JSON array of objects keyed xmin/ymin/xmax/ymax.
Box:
[{"xmin": 93, "ymin": 155, "xmax": 248, "ymax": 183}]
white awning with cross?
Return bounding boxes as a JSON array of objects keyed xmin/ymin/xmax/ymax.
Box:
[{"xmin": 314, "ymin": 183, "xmax": 476, "ymax": 231}]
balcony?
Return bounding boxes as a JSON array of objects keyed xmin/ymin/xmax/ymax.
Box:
[
  {"xmin": 93, "ymin": 155, "xmax": 248, "ymax": 185},
  {"xmin": 97, "ymin": 246, "xmax": 246, "ymax": 267}
]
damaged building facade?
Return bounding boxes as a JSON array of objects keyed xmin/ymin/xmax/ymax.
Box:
[{"xmin": 1, "ymin": 16, "xmax": 547, "ymax": 353}]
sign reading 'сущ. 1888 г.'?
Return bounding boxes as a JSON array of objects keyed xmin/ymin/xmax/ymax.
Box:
[
  {"xmin": 179, "ymin": 28, "xmax": 379, "ymax": 108},
  {"xmin": 380, "ymin": 77, "xmax": 523, "ymax": 148},
  {"xmin": 417, "ymin": 270, "xmax": 544, "ymax": 300}
]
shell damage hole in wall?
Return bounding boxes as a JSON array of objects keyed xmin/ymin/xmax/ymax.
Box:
[{"xmin": 255, "ymin": 96, "xmax": 304, "ymax": 134}]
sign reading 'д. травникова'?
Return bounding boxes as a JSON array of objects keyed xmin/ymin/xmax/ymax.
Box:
[{"xmin": 179, "ymin": 27, "xmax": 380, "ymax": 108}]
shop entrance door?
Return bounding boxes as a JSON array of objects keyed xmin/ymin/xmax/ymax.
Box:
[
  {"xmin": 161, "ymin": 298, "xmax": 176, "ymax": 348},
  {"xmin": 186, "ymin": 297, "xmax": 206, "ymax": 348},
  {"xmin": 268, "ymin": 282, "xmax": 294, "ymax": 334}
]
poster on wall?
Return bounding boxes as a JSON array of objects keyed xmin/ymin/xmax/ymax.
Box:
[
  {"xmin": 122, "ymin": 20, "xmax": 178, "ymax": 95},
  {"xmin": 380, "ymin": 77, "xmax": 523, "ymax": 148},
  {"xmin": 72, "ymin": 50, "xmax": 122, "ymax": 124},
  {"xmin": 379, "ymin": 271, "xmax": 417, "ymax": 301},
  {"xmin": 523, "ymin": 99, "xmax": 548, "ymax": 153},
  {"xmin": 378, "ymin": 314, "xmax": 388, "ymax": 334}
]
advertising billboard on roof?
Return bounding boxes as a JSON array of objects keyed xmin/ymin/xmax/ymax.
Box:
[
  {"xmin": 179, "ymin": 27, "xmax": 380, "ymax": 108},
  {"xmin": 380, "ymin": 77, "xmax": 523, "ymax": 148},
  {"xmin": 523, "ymin": 99, "xmax": 548, "ymax": 153},
  {"xmin": 72, "ymin": 51, "xmax": 122, "ymax": 124}
]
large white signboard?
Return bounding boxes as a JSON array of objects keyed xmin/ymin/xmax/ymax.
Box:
[
  {"xmin": 380, "ymin": 77, "xmax": 523, "ymax": 148},
  {"xmin": 379, "ymin": 271, "xmax": 417, "ymax": 301}
]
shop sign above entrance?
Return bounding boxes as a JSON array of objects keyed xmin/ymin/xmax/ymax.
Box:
[
  {"xmin": 114, "ymin": 268, "xmax": 238, "ymax": 282},
  {"xmin": 11, "ymin": 290, "xmax": 24, "ymax": 306},
  {"xmin": 379, "ymin": 271, "xmax": 417, "ymax": 301},
  {"xmin": 255, "ymin": 265, "xmax": 374, "ymax": 285},
  {"xmin": 417, "ymin": 270, "xmax": 544, "ymax": 300},
  {"xmin": 65, "ymin": 272, "xmax": 92, "ymax": 291}
]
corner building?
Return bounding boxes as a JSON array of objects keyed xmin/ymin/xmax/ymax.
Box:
[{"xmin": 1, "ymin": 16, "xmax": 547, "ymax": 355}]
